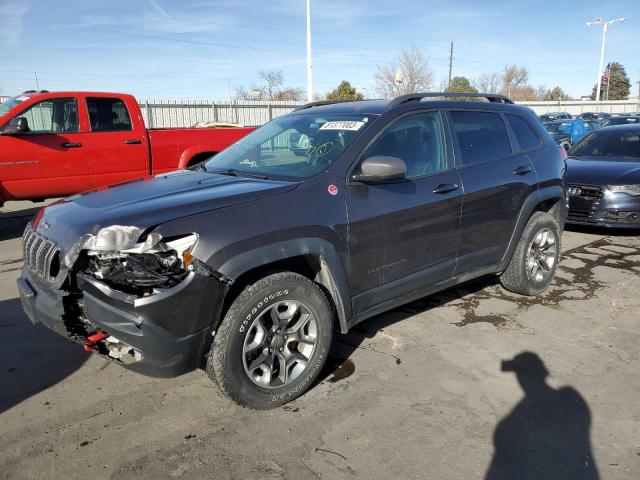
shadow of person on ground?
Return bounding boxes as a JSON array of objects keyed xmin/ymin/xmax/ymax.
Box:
[
  {"xmin": 485, "ymin": 352, "xmax": 600, "ymax": 480},
  {"xmin": 0, "ymin": 298, "xmax": 89, "ymax": 414}
]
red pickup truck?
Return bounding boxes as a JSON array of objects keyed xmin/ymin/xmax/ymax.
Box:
[{"xmin": 0, "ymin": 91, "xmax": 254, "ymax": 206}]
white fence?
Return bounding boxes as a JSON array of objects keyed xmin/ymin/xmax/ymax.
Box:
[
  {"xmin": 2, "ymin": 95, "xmax": 639, "ymax": 127},
  {"xmin": 521, "ymin": 100, "xmax": 639, "ymax": 116},
  {"xmin": 139, "ymin": 99, "xmax": 303, "ymax": 128}
]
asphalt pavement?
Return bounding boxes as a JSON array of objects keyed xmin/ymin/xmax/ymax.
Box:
[{"xmin": 1, "ymin": 200, "xmax": 639, "ymax": 480}]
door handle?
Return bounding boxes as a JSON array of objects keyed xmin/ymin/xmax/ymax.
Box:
[
  {"xmin": 61, "ymin": 142, "xmax": 82, "ymax": 148},
  {"xmin": 124, "ymin": 139, "xmax": 142, "ymax": 145},
  {"xmin": 513, "ymin": 165, "xmax": 532, "ymax": 175},
  {"xmin": 432, "ymin": 183, "xmax": 459, "ymax": 194}
]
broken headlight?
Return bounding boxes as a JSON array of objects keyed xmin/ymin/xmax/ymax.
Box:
[{"xmin": 84, "ymin": 232, "xmax": 198, "ymax": 295}]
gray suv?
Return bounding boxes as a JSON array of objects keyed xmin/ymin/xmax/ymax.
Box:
[{"xmin": 17, "ymin": 93, "xmax": 566, "ymax": 408}]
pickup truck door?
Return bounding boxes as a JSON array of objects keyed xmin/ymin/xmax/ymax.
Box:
[
  {"xmin": 346, "ymin": 110, "xmax": 462, "ymax": 314},
  {"xmin": 0, "ymin": 96, "xmax": 90, "ymax": 200},
  {"xmin": 82, "ymin": 96, "xmax": 150, "ymax": 188}
]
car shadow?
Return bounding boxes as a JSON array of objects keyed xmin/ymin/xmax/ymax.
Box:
[
  {"xmin": 565, "ymin": 223, "xmax": 640, "ymax": 237},
  {"xmin": 0, "ymin": 298, "xmax": 89, "ymax": 414},
  {"xmin": 0, "ymin": 205, "xmax": 42, "ymax": 241},
  {"xmin": 317, "ymin": 276, "xmax": 496, "ymax": 384},
  {"xmin": 484, "ymin": 352, "xmax": 600, "ymax": 480}
]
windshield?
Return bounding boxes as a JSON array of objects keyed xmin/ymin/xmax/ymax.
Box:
[
  {"xmin": 203, "ymin": 112, "xmax": 377, "ymax": 180},
  {"xmin": 571, "ymin": 130, "xmax": 640, "ymax": 159},
  {"xmin": 603, "ymin": 117, "xmax": 639, "ymax": 127},
  {"xmin": 0, "ymin": 95, "xmax": 29, "ymax": 116},
  {"xmin": 544, "ymin": 122, "xmax": 563, "ymax": 134}
]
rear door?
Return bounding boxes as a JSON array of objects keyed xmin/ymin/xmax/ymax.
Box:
[
  {"xmin": 449, "ymin": 109, "xmax": 538, "ymax": 275},
  {"xmin": 346, "ymin": 110, "xmax": 463, "ymax": 313},
  {"xmin": 0, "ymin": 96, "xmax": 89, "ymax": 200},
  {"xmin": 83, "ymin": 96, "xmax": 149, "ymax": 188}
]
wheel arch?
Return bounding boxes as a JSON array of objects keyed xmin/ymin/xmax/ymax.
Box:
[
  {"xmin": 499, "ymin": 186, "xmax": 566, "ymax": 272},
  {"xmin": 178, "ymin": 146, "xmax": 218, "ymax": 169},
  {"xmin": 216, "ymin": 238, "xmax": 351, "ymax": 334}
]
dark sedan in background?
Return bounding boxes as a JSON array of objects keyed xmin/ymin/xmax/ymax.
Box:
[
  {"xmin": 578, "ymin": 112, "xmax": 611, "ymax": 122},
  {"xmin": 602, "ymin": 116, "xmax": 640, "ymax": 127},
  {"xmin": 566, "ymin": 124, "xmax": 640, "ymax": 228}
]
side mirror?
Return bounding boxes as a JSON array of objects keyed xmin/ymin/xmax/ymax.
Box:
[
  {"xmin": 1, "ymin": 117, "xmax": 29, "ymax": 135},
  {"xmin": 351, "ymin": 155, "xmax": 407, "ymax": 184}
]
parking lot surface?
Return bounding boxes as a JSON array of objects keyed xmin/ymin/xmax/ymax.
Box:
[{"xmin": 1, "ymin": 201, "xmax": 639, "ymax": 480}]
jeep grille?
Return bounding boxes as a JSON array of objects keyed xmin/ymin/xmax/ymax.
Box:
[{"xmin": 22, "ymin": 224, "xmax": 60, "ymax": 280}]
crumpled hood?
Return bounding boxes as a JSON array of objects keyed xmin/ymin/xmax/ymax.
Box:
[
  {"xmin": 566, "ymin": 156, "xmax": 640, "ymax": 185},
  {"xmin": 32, "ymin": 170, "xmax": 296, "ymax": 256}
]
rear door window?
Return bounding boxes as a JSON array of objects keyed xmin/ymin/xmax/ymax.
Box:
[
  {"xmin": 506, "ymin": 114, "xmax": 540, "ymax": 150},
  {"xmin": 17, "ymin": 97, "xmax": 78, "ymax": 134},
  {"xmin": 86, "ymin": 97, "xmax": 133, "ymax": 132},
  {"xmin": 450, "ymin": 111, "xmax": 512, "ymax": 166}
]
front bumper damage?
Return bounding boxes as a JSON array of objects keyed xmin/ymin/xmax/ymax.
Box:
[{"xmin": 17, "ymin": 265, "xmax": 229, "ymax": 378}]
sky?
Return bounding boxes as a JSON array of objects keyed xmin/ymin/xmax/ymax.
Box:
[{"xmin": 0, "ymin": 0, "xmax": 638, "ymax": 100}]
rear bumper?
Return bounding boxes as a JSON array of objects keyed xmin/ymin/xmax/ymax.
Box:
[{"xmin": 17, "ymin": 266, "xmax": 227, "ymax": 378}]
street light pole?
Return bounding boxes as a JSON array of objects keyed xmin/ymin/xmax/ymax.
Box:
[
  {"xmin": 587, "ymin": 17, "xmax": 625, "ymax": 102},
  {"xmin": 306, "ymin": 0, "xmax": 313, "ymax": 102}
]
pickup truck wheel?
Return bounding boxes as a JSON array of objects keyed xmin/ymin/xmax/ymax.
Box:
[
  {"xmin": 500, "ymin": 211, "xmax": 560, "ymax": 296},
  {"xmin": 207, "ymin": 272, "xmax": 333, "ymax": 409}
]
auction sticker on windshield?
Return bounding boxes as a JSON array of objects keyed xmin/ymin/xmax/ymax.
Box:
[{"xmin": 320, "ymin": 121, "xmax": 365, "ymax": 131}]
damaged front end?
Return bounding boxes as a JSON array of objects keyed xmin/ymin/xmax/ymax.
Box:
[
  {"xmin": 83, "ymin": 231, "xmax": 199, "ymax": 297},
  {"xmin": 19, "ymin": 224, "xmax": 232, "ymax": 377}
]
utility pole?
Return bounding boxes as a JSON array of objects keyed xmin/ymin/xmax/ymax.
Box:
[
  {"xmin": 587, "ymin": 17, "xmax": 625, "ymax": 102},
  {"xmin": 34, "ymin": 72, "xmax": 40, "ymax": 90},
  {"xmin": 447, "ymin": 42, "xmax": 454, "ymax": 89},
  {"xmin": 306, "ymin": 0, "xmax": 313, "ymax": 102}
]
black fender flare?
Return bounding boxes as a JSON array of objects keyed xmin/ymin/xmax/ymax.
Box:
[
  {"xmin": 498, "ymin": 185, "xmax": 565, "ymax": 271},
  {"xmin": 217, "ymin": 238, "xmax": 352, "ymax": 334}
]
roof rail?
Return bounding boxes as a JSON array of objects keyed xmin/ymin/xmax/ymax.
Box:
[
  {"xmin": 22, "ymin": 90, "xmax": 37, "ymax": 94},
  {"xmin": 389, "ymin": 92, "xmax": 513, "ymax": 107},
  {"xmin": 293, "ymin": 99, "xmax": 365, "ymax": 111}
]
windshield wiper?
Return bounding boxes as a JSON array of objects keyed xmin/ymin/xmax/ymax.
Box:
[{"xmin": 216, "ymin": 168, "xmax": 268, "ymax": 180}]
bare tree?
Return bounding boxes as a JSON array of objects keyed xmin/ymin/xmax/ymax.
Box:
[
  {"xmin": 473, "ymin": 73, "xmax": 501, "ymax": 94},
  {"xmin": 374, "ymin": 46, "xmax": 434, "ymax": 98},
  {"xmin": 235, "ymin": 70, "xmax": 303, "ymax": 101},
  {"xmin": 502, "ymin": 64, "xmax": 529, "ymax": 88}
]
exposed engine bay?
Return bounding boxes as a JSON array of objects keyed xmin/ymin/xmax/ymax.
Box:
[
  {"xmin": 86, "ymin": 250, "xmax": 188, "ymax": 295},
  {"xmin": 79, "ymin": 229, "xmax": 199, "ymax": 297}
]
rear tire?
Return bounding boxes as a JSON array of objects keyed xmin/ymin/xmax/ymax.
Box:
[
  {"xmin": 500, "ymin": 212, "xmax": 561, "ymax": 295},
  {"xmin": 207, "ymin": 272, "xmax": 333, "ymax": 409}
]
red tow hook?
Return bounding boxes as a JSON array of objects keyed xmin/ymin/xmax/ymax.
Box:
[{"xmin": 83, "ymin": 331, "xmax": 108, "ymax": 352}]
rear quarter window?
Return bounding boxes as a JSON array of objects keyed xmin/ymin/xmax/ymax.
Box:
[
  {"xmin": 450, "ymin": 110, "xmax": 512, "ymax": 166},
  {"xmin": 506, "ymin": 114, "xmax": 540, "ymax": 150}
]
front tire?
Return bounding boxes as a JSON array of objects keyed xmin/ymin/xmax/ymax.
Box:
[
  {"xmin": 207, "ymin": 272, "xmax": 333, "ymax": 409},
  {"xmin": 500, "ymin": 211, "xmax": 561, "ymax": 295}
]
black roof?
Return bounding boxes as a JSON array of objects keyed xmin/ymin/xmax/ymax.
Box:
[{"xmin": 290, "ymin": 92, "xmax": 525, "ymax": 116}]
